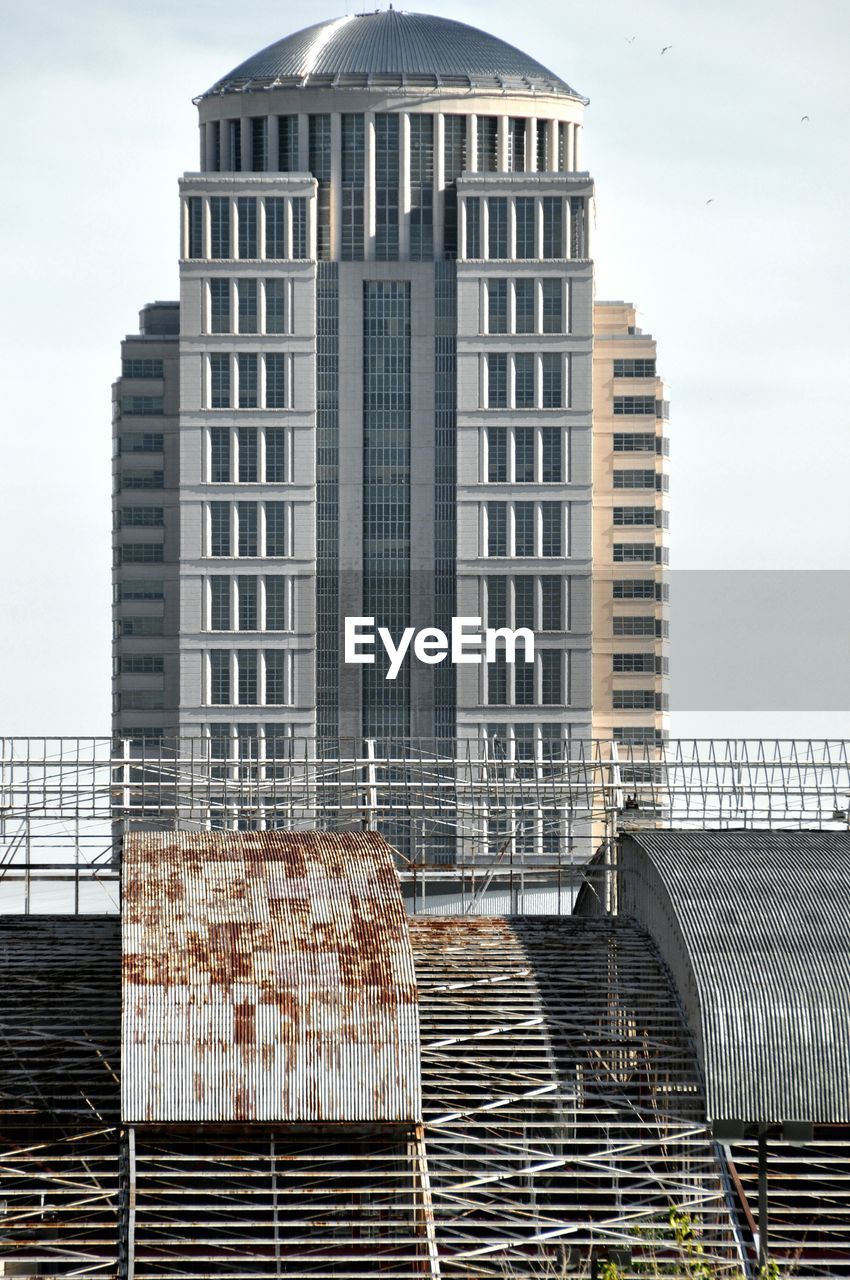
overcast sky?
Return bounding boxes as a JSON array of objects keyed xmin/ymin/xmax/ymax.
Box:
[{"xmin": 1, "ymin": 0, "xmax": 848, "ymax": 738}]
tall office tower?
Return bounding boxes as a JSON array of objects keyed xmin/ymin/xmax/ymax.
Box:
[
  {"xmin": 591, "ymin": 304, "xmax": 670, "ymax": 748},
  {"xmin": 112, "ymin": 11, "xmax": 666, "ymax": 760}
]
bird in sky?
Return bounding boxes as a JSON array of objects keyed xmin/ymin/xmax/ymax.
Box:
[
  {"xmin": 625, "ymin": 35, "xmax": 636, "ymax": 43},
  {"xmin": 706, "ymin": 198, "xmax": 714, "ymax": 205},
  {"xmin": 661, "ymin": 45, "xmax": 672, "ymax": 54},
  {"xmin": 801, "ymin": 114, "xmax": 810, "ymax": 122}
]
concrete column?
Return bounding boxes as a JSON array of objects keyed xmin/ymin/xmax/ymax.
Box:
[
  {"xmin": 467, "ymin": 113, "xmax": 478, "ymax": 172},
  {"xmin": 564, "ymin": 196, "xmax": 572, "ymax": 260},
  {"xmin": 574, "ymin": 123, "xmax": 582, "ymax": 170},
  {"xmin": 221, "ymin": 121, "xmax": 232, "ymax": 172},
  {"xmin": 535, "ymin": 196, "xmax": 544, "ymax": 259},
  {"xmin": 546, "ymin": 120, "xmax": 558, "ymax": 173},
  {"xmin": 203, "ymin": 198, "xmax": 212, "ymax": 259},
  {"xmin": 230, "ymin": 279, "xmax": 239, "ymax": 334},
  {"xmin": 481, "ymin": 197, "xmax": 490, "ymax": 259},
  {"xmin": 497, "ymin": 115, "xmax": 509, "ymax": 171},
  {"xmin": 585, "ymin": 197, "xmax": 592, "ymax": 258},
  {"xmin": 199, "ymin": 124, "xmax": 207, "ymax": 171},
  {"xmin": 330, "ymin": 112, "xmax": 342, "ymax": 260},
  {"xmin": 258, "ymin": 199, "xmax": 267, "ymax": 260},
  {"xmin": 399, "ymin": 111, "xmax": 411, "ymax": 259},
  {"xmin": 433, "ymin": 112, "xmax": 445, "ymax": 258},
  {"xmin": 566, "ymin": 119, "xmax": 575, "ymax": 171},
  {"xmin": 508, "ymin": 197, "xmax": 517, "ymax": 260},
  {"xmin": 526, "ymin": 119, "xmax": 537, "ymax": 172},
  {"xmin": 535, "ymin": 278, "xmax": 544, "ymax": 334},
  {"xmin": 508, "ymin": 275, "xmax": 517, "ymax": 334},
  {"xmin": 459, "ymin": 195, "xmax": 467, "ymax": 259},
  {"xmin": 364, "ymin": 111, "xmax": 376, "ymax": 260},
  {"xmin": 267, "ymin": 114, "xmax": 279, "ymax": 172},
  {"xmin": 241, "ymin": 117, "xmax": 252, "ymax": 172},
  {"xmin": 308, "ymin": 193, "xmax": 318, "ymax": 261}
]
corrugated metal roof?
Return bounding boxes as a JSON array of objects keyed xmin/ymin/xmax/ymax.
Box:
[
  {"xmin": 620, "ymin": 829, "xmax": 850, "ymax": 1124},
  {"xmin": 201, "ymin": 10, "xmax": 585, "ymax": 99},
  {"xmin": 122, "ymin": 829, "xmax": 420, "ymax": 1125}
]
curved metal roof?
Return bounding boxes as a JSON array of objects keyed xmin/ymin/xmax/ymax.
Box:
[
  {"xmin": 619, "ymin": 829, "xmax": 850, "ymax": 1124},
  {"xmin": 201, "ymin": 10, "xmax": 585, "ymax": 100}
]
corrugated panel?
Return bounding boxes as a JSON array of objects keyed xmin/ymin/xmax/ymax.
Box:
[
  {"xmin": 122, "ymin": 829, "xmax": 420, "ymax": 1124},
  {"xmin": 202, "ymin": 10, "xmax": 585, "ymax": 98},
  {"xmin": 621, "ymin": 829, "xmax": 850, "ymax": 1124}
]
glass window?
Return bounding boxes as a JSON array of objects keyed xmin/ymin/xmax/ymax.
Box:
[
  {"xmin": 265, "ymin": 576, "xmax": 288, "ymax": 630},
  {"xmin": 119, "ymin": 467, "xmax": 163, "ymax": 490},
  {"xmin": 541, "ymin": 353, "xmax": 562, "ymax": 408},
  {"xmin": 515, "ymin": 198, "xmax": 535, "ymax": 259},
  {"xmin": 227, "ymin": 120, "xmax": 241, "ymax": 171},
  {"xmin": 119, "ymin": 542, "xmax": 163, "ymax": 564},
  {"xmin": 488, "ymin": 198, "xmax": 508, "ymax": 259},
  {"xmin": 613, "ymin": 543, "xmax": 656, "ymax": 562},
  {"xmin": 238, "ymin": 354, "xmax": 258, "ymax": 409},
  {"xmin": 122, "ymin": 358, "xmax": 164, "ymax": 379},
  {"xmin": 613, "ymin": 653, "xmax": 655, "ymax": 673},
  {"xmin": 614, "ymin": 506, "xmax": 656, "ymax": 526},
  {"xmin": 442, "ymin": 115, "xmax": 466, "ymax": 258},
  {"xmin": 614, "ymin": 579, "xmax": 656, "ymax": 599},
  {"xmin": 265, "ymin": 428, "xmax": 286, "ymax": 483},
  {"xmin": 265, "ymin": 199, "xmax": 285, "ymax": 258},
  {"xmin": 515, "ymin": 353, "xmax": 535, "ymax": 408},
  {"xmin": 541, "ymin": 428, "xmax": 562, "ymax": 482},
  {"xmin": 266, "ymin": 502, "xmax": 288, "ymax": 556},
  {"xmin": 541, "ymin": 576, "xmax": 562, "ymax": 629},
  {"xmin": 309, "ymin": 114, "xmax": 331, "ymax": 259},
  {"xmin": 515, "ymin": 428, "xmax": 535, "ymax": 482},
  {"xmin": 120, "ymin": 506, "xmax": 163, "ymax": 527},
  {"xmin": 487, "ymin": 279, "xmax": 508, "ymax": 334},
  {"xmin": 237, "ymin": 197, "xmax": 257, "ymax": 258},
  {"xmin": 237, "ymin": 649, "xmax": 258, "ymax": 704},
  {"xmin": 614, "ymin": 433, "xmax": 656, "ymax": 452},
  {"xmin": 409, "ymin": 114, "xmax": 434, "ymax": 261},
  {"xmin": 508, "ymin": 118, "xmax": 526, "ymax": 171},
  {"xmin": 515, "ymin": 660, "xmax": 535, "ymax": 705},
  {"xmin": 121, "ymin": 396, "xmax": 163, "ymax": 416},
  {"xmin": 465, "ymin": 197, "xmax": 481, "ymax": 258},
  {"xmin": 515, "ymin": 278, "xmax": 535, "ymax": 333},
  {"xmin": 614, "ymin": 396, "xmax": 657, "ymax": 415},
  {"xmin": 265, "ymin": 278, "xmax": 286, "ymax": 334},
  {"xmin": 487, "ymin": 502, "xmax": 507, "ymax": 556},
  {"xmin": 487, "ymin": 353, "xmax": 508, "ymax": 408},
  {"xmin": 570, "ymin": 196, "xmax": 587, "ymax": 257},
  {"xmin": 291, "ymin": 199, "xmax": 307, "ymax": 259},
  {"xmin": 210, "ymin": 278, "xmax": 230, "ymax": 333},
  {"xmin": 542, "ymin": 278, "xmax": 563, "ymax": 332},
  {"xmin": 210, "ymin": 197, "xmax": 231, "ymax": 259},
  {"xmin": 210, "ymin": 651, "xmax": 231, "ymax": 705},
  {"xmin": 210, "ymin": 353, "xmax": 231, "ymax": 408},
  {"xmin": 487, "ymin": 575, "xmax": 507, "ymax": 627},
  {"xmin": 542, "ymin": 503, "xmax": 562, "ymax": 556},
  {"xmin": 210, "ymin": 503, "xmax": 231, "ymax": 557},
  {"xmin": 262, "ymin": 649, "xmax": 286, "ymax": 705},
  {"xmin": 542, "ymin": 197, "xmax": 563, "ymax": 258},
  {"xmin": 614, "ymin": 358, "xmax": 656, "ymax": 378},
  {"xmin": 210, "ymin": 427, "xmax": 230, "ymax": 482},
  {"xmin": 119, "ymin": 432, "xmax": 163, "ymax": 453},
  {"xmin": 341, "ymin": 113, "xmax": 365, "ymax": 261},
  {"xmin": 237, "ymin": 278, "xmax": 257, "ymax": 333},
  {"xmin": 188, "ymin": 197, "xmax": 203, "ymax": 259},
  {"xmin": 487, "ymin": 428, "xmax": 507, "ymax": 483},
  {"xmin": 613, "ymin": 616, "xmax": 656, "ymax": 637},
  {"xmin": 278, "ymin": 116, "xmax": 298, "ymax": 171},
  {"xmin": 375, "ymin": 113, "xmax": 400, "ymax": 261},
  {"xmin": 541, "ymin": 649, "xmax": 562, "ymax": 704},
  {"xmin": 614, "ymin": 469, "xmax": 656, "ymax": 489},
  {"xmin": 237, "ymin": 575, "xmax": 258, "ymax": 630},
  {"xmin": 266, "ymin": 353, "xmax": 286, "ymax": 409},
  {"xmin": 514, "ymin": 575, "xmax": 534, "ymax": 628},
  {"xmin": 537, "ymin": 123, "xmax": 550, "ymax": 172},
  {"xmin": 237, "ymin": 428, "xmax": 258, "ymax": 482},
  {"xmin": 488, "ymin": 652, "xmax": 508, "ymax": 704},
  {"xmin": 515, "ymin": 502, "xmax": 534, "ymax": 556},
  {"xmin": 210, "ymin": 576, "xmax": 230, "ymax": 630},
  {"xmin": 251, "ymin": 117, "xmax": 267, "ymax": 172},
  {"xmin": 237, "ymin": 502, "xmax": 258, "ymax": 556},
  {"xmin": 477, "ymin": 116, "xmax": 498, "ymax": 171}
]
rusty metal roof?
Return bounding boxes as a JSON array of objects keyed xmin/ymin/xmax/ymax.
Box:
[{"xmin": 121, "ymin": 829, "xmax": 420, "ymax": 1125}]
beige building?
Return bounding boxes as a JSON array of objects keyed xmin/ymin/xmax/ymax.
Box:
[{"xmin": 592, "ymin": 301, "xmax": 670, "ymax": 748}]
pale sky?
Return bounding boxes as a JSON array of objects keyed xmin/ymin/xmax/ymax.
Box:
[{"xmin": 1, "ymin": 0, "xmax": 848, "ymax": 737}]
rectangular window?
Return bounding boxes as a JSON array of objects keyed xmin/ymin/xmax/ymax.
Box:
[
  {"xmin": 613, "ymin": 653, "xmax": 655, "ymax": 673},
  {"xmin": 237, "ymin": 649, "xmax": 258, "ymax": 705},
  {"xmin": 488, "ymin": 197, "xmax": 508, "ymax": 258},
  {"xmin": 122, "ymin": 358, "xmax": 164, "ymax": 378},
  {"xmin": 237, "ymin": 278, "xmax": 258, "ymax": 333},
  {"xmin": 188, "ymin": 197, "xmax": 203, "ymax": 258},
  {"xmin": 465, "ymin": 197, "xmax": 481, "ymax": 258},
  {"xmin": 542, "ymin": 278, "xmax": 563, "ymax": 332},
  {"xmin": 487, "ymin": 353, "xmax": 508, "ymax": 408},
  {"xmin": 210, "ymin": 427, "xmax": 230, "ymax": 482},
  {"xmin": 614, "ymin": 506, "xmax": 656, "ymax": 526},
  {"xmin": 613, "ymin": 580, "xmax": 656, "ymax": 599},
  {"xmin": 120, "ymin": 581, "xmax": 164, "ymax": 600},
  {"xmin": 515, "ymin": 278, "xmax": 535, "ymax": 333},
  {"xmin": 120, "ymin": 432, "xmax": 163, "ymax": 453},
  {"xmin": 614, "ymin": 358, "xmax": 656, "ymax": 378},
  {"xmin": 237, "ymin": 501, "xmax": 258, "ymax": 556},
  {"xmin": 515, "ymin": 353, "xmax": 535, "ymax": 408},
  {"xmin": 487, "ymin": 575, "xmax": 507, "ymax": 627},
  {"xmin": 265, "ymin": 650, "xmax": 288, "ymax": 705},
  {"xmin": 442, "ymin": 114, "xmax": 466, "ymax": 258},
  {"xmin": 265, "ymin": 353, "xmax": 287, "ymax": 409},
  {"xmin": 120, "ymin": 542, "xmax": 163, "ymax": 563},
  {"xmin": 542, "ymin": 503, "xmax": 562, "ymax": 556},
  {"xmin": 375, "ymin": 113, "xmax": 400, "ymax": 261},
  {"xmin": 237, "ymin": 197, "xmax": 258, "ymax": 258},
  {"xmin": 487, "ymin": 652, "xmax": 508, "ymax": 704},
  {"xmin": 120, "ymin": 506, "xmax": 163, "ymax": 527},
  {"xmin": 537, "ymin": 123, "xmax": 550, "ymax": 172},
  {"xmin": 614, "ymin": 469, "xmax": 656, "ymax": 489},
  {"xmin": 477, "ymin": 116, "xmax": 498, "ymax": 171},
  {"xmin": 487, "ymin": 279, "xmax": 508, "ymax": 333},
  {"xmin": 515, "ymin": 198, "xmax": 535, "ymax": 259},
  {"xmin": 570, "ymin": 197, "xmax": 586, "ymax": 257},
  {"xmin": 237, "ymin": 575, "xmax": 258, "ymax": 630},
  {"xmin": 541, "ymin": 576, "xmax": 562, "ymax": 629},
  {"xmin": 613, "ymin": 689, "xmax": 657, "ymax": 710},
  {"xmin": 251, "ymin": 117, "xmax": 267, "ymax": 171},
  {"xmin": 541, "ymin": 353, "xmax": 562, "ymax": 408},
  {"xmin": 515, "ymin": 660, "xmax": 535, "ymax": 705},
  {"xmin": 238, "ymin": 354, "xmax": 258, "ymax": 409},
  {"xmin": 265, "ymin": 278, "xmax": 286, "ymax": 334},
  {"xmin": 265, "ymin": 428, "xmax": 287, "ymax": 482},
  {"xmin": 614, "ymin": 433, "xmax": 656, "ymax": 452},
  {"xmin": 210, "ymin": 197, "xmax": 231, "ymax": 259},
  {"xmin": 542, "ymin": 197, "xmax": 563, "ymax": 258},
  {"xmin": 210, "ymin": 651, "xmax": 231, "ymax": 705},
  {"xmin": 265, "ymin": 198, "xmax": 285, "ymax": 258},
  {"xmin": 613, "ymin": 543, "xmax": 656, "ymax": 562},
  {"xmin": 487, "ymin": 502, "xmax": 507, "ymax": 556},
  {"xmin": 614, "ymin": 396, "xmax": 657, "ymax": 415},
  {"xmin": 515, "ymin": 502, "xmax": 534, "ymax": 556},
  {"xmin": 514, "ymin": 575, "xmax": 534, "ymax": 629},
  {"xmin": 278, "ymin": 115, "xmax": 298, "ymax": 171},
  {"xmin": 291, "ymin": 198, "xmax": 307, "ymax": 259},
  {"xmin": 541, "ymin": 649, "xmax": 562, "ymax": 704},
  {"xmin": 508, "ymin": 117, "xmax": 526, "ymax": 171},
  {"xmin": 210, "ymin": 576, "xmax": 231, "ymax": 630},
  {"xmin": 210, "ymin": 278, "xmax": 230, "ymax": 333},
  {"xmin": 341, "ymin": 113, "xmax": 366, "ymax": 261},
  {"xmin": 121, "ymin": 617, "xmax": 163, "ymax": 637},
  {"xmin": 210, "ymin": 353, "xmax": 231, "ymax": 408},
  {"xmin": 119, "ymin": 468, "xmax": 163, "ymax": 489},
  {"xmin": 122, "ymin": 396, "xmax": 163, "ymax": 416},
  {"xmin": 266, "ymin": 502, "xmax": 288, "ymax": 556},
  {"xmin": 228, "ymin": 119, "xmax": 242, "ymax": 171},
  {"xmin": 210, "ymin": 502, "xmax": 231, "ymax": 556},
  {"xmin": 237, "ymin": 427, "xmax": 258, "ymax": 482},
  {"xmin": 541, "ymin": 428, "xmax": 562, "ymax": 482},
  {"xmin": 515, "ymin": 427, "xmax": 535, "ymax": 482},
  {"xmin": 613, "ymin": 616, "xmax": 656, "ymax": 637},
  {"xmin": 265, "ymin": 576, "xmax": 288, "ymax": 630},
  {"xmin": 487, "ymin": 428, "xmax": 507, "ymax": 483},
  {"xmin": 409, "ymin": 113, "xmax": 434, "ymax": 261}
]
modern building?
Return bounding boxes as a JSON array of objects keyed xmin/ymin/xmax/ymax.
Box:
[{"xmin": 112, "ymin": 9, "xmax": 669, "ymax": 758}]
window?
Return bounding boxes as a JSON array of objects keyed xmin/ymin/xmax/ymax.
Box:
[
  {"xmin": 265, "ymin": 428, "xmax": 287, "ymax": 482},
  {"xmin": 120, "ymin": 506, "xmax": 163, "ymax": 527},
  {"xmin": 614, "ymin": 469, "xmax": 656, "ymax": 489},
  {"xmin": 570, "ymin": 197, "xmax": 586, "ymax": 257},
  {"xmin": 613, "ymin": 616, "xmax": 657, "ymax": 637},
  {"xmin": 541, "ymin": 650, "xmax": 562, "ymax": 704},
  {"xmin": 487, "ymin": 279, "xmax": 508, "ymax": 333},
  {"xmin": 515, "ymin": 428, "xmax": 535, "ymax": 482},
  {"xmin": 515, "ymin": 198, "xmax": 535, "ymax": 259},
  {"xmin": 121, "ymin": 617, "xmax": 163, "ymax": 637},
  {"xmin": 614, "ymin": 727, "xmax": 660, "ymax": 746},
  {"xmin": 120, "ymin": 581, "xmax": 163, "ymax": 600},
  {"xmin": 210, "ymin": 197, "xmax": 231, "ymax": 259},
  {"xmin": 542, "ymin": 279, "xmax": 563, "ymax": 332},
  {"xmin": 122, "ymin": 396, "xmax": 163, "ymax": 416},
  {"xmin": 227, "ymin": 120, "xmax": 241, "ymax": 171},
  {"xmin": 542, "ymin": 197, "xmax": 563, "ymax": 257},
  {"xmin": 120, "ymin": 543, "xmax": 163, "ymax": 563},
  {"xmin": 541, "ymin": 353, "xmax": 562, "ymax": 408},
  {"xmin": 265, "ymin": 279, "xmax": 286, "ymax": 334},
  {"xmin": 266, "ymin": 502, "xmax": 288, "ymax": 556},
  {"xmin": 210, "ymin": 427, "xmax": 230, "ymax": 482},
  {"xmin": 409, "ymin": 114, "xmax": 433, "ymax": 261},
  {"xmin": 541, "ymin": 428, "xmax": 562, "ymax": 482},
  {"xmin": 122, "ymin": 359, "xmax": 163, "ymax": 378},
  {"xmin": 614, "ymin": 433, "xmax": 656, "ymax": 452},
  {"xmin": 487, "ymin": 353, "xmax": 508, "ymax": 408},
  {"xmin": 515, "ymin": 353, "xmax": 535, "ymax": 408},
  {"xmin": 210, "ymin": 353, "xmax": 231, "ymax": 408},
  {"xmin": 508, "ymin": 118, "xmax": 526, "ymax": 171},
  {"xmin": 249, "ymin": 117, "xmax": 267, "ymax": 172},
  {"xmin": 541, "ymin": 576, "xmax": 563, "ymax": 629},
  {"xmin": 119, "ymin": 468, "xmax": 163, "ymax": 489},
  {"xmin": 188, "ymin": 197, "xmax": 203, "ymax": 259},
  {"xmin": 614, "ymin": 396, "xmax": 656, "ymax": 415},
  {"xmin": 120, "ymin": 433, "xmax": 163, "ymax": 453},
  {"xmin": 210, "ymin": 577, "xmax": 230, "ymax": 630},
  {"xmin": 488, "ymin": 652, "xmax": 508, "ymax": 703},
  {"xmin": 537, "ymin": 122, "xmax": 550, "ymax": 171},
  {"xmin": 515, "ymin": 502, "xmax": 534, "ymax": 556},
  {"xmin": 265, "ymin": 650, "xmax": 288, "ymax": 704},
  {"xmin": 613, "ymin": 689, "xmax": 656, "ymax": 710},
  {"xmin": 442, "ymin": 115, "xmax": 466, "ymax": 258},
  {"xmin": 237, "ymin": 279, "xmax": 257, "ymax": 333},
  {"xmin": 515, "ymin": 278, "xmax": 535, "ymax": 333},
  {"xmin": 542, "ymin": 503, "xmax": 562, "ymax": 556},
  {"xmin": 210, "ymin": 503, "xmax": 231, "ymax": 556},
  {"xmin": 210, "ymin": 278, "xmax": 230, "ymax": 333},
  {"xmin": 488, "ymin": 198, "xmax": 508, "ymax": 258},
  {"xmin": 487, "ymin": 502, "xmax": 507, "ymax": 556},
  {"xmin": 613, "ymin": 543, "xmax": 655, "ymax": 562},
  {"xmin": 278, "ymin": 116, "xmax": 298, "ymax": 171},
  {"xmin": 515, "ymin": 660, "xmax": 535, "ymax": 705},
  {"xmin": 477, "ymin": 116, "xmax": 497, "ymax": 171},
  {"xmin": 465, "ymin": 197, "xmax": 481, "ymax": 258},
  {"xmin": 237, "ymin": 354, "xmax": 258, "ymax": 409},
  {"xmin": 341, "ymin": 113, "xmax": 366, "ymax": 261},
  {"xmin": 613, "ymin": 579, "xmax": 656, "ymax": 600},
  {"xmin": 375, "ymin": 113, "xmax": 400, "ymax": 261},
  {"xmin": 487, "ymin": 575, "xmax": 507, "ymax": 627},
  {"xmin": 210, "ymin": 651, "xmax": 231, "ymax": 704},
  {"xmin": 237, "ymin": 502, "xmax": 258, "ymax": 556},
  {"xmin": 487, "ymin": 429, "xmax": 507, "ymax": 483},
  {"xmin": 237, "ymin": 198, "xmax": 257, "ymax": 258},
  {"xmin": 291, "ymin": 199, "xmax": 307, "ymax": 259},
  {"xmin": 266, "ymin": 354, "xmax": 287, "ymax": 409},
  {"xmin": 237, "ymin": 575, "xmax": 258, "ymax": 630},
  {"xmin": 265, "ymin": 199, "xmax": 285, "ymax": 258},
  {"xmin": 237, "ymin": 649, "xmax": 258, "ymax": 705},
  {"xmin": 237, "ymin": 428, "xmax": 258, "ymax": 482},
  {"xmin": 613, "ymin": 653, "xmax": 655, "ymax": 673},
  {"xmin": 514, "ymin": 576, "xmax": 534, "ymax": 628},
  {"xmin": 265, "ymin": 576, "xmax": 289, "ymax": 629},
  {"xmin": 614, "ymin": 506, "xmax": 656, "ymax": 526},
  {"xmin": 614, "ymin": 358, "xmax": 656, "ymax": 378}
]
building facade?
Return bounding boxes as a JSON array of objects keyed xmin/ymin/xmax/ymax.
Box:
[{"xmin": 112, "ymin": 10, "xmax": 668, "ymax": 759}]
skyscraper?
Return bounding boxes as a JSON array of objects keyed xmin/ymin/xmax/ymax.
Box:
[{"xmin": 112, "ymin": 10, "xmax": 668, "ymax": 758}]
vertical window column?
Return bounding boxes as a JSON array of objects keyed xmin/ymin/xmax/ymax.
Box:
[{"xmin": 399, "ymin": 112, "xmax": 411, "ymax": 260}]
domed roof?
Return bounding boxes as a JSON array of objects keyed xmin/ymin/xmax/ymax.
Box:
[{"xmin": 200, "ymin": 9, "xmax": 585, "ymax": 100}]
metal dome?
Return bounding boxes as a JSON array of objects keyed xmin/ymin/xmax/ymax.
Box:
[{"xmin": 200, "ymin": 9, "xmax": 586, "ymax": 100}]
